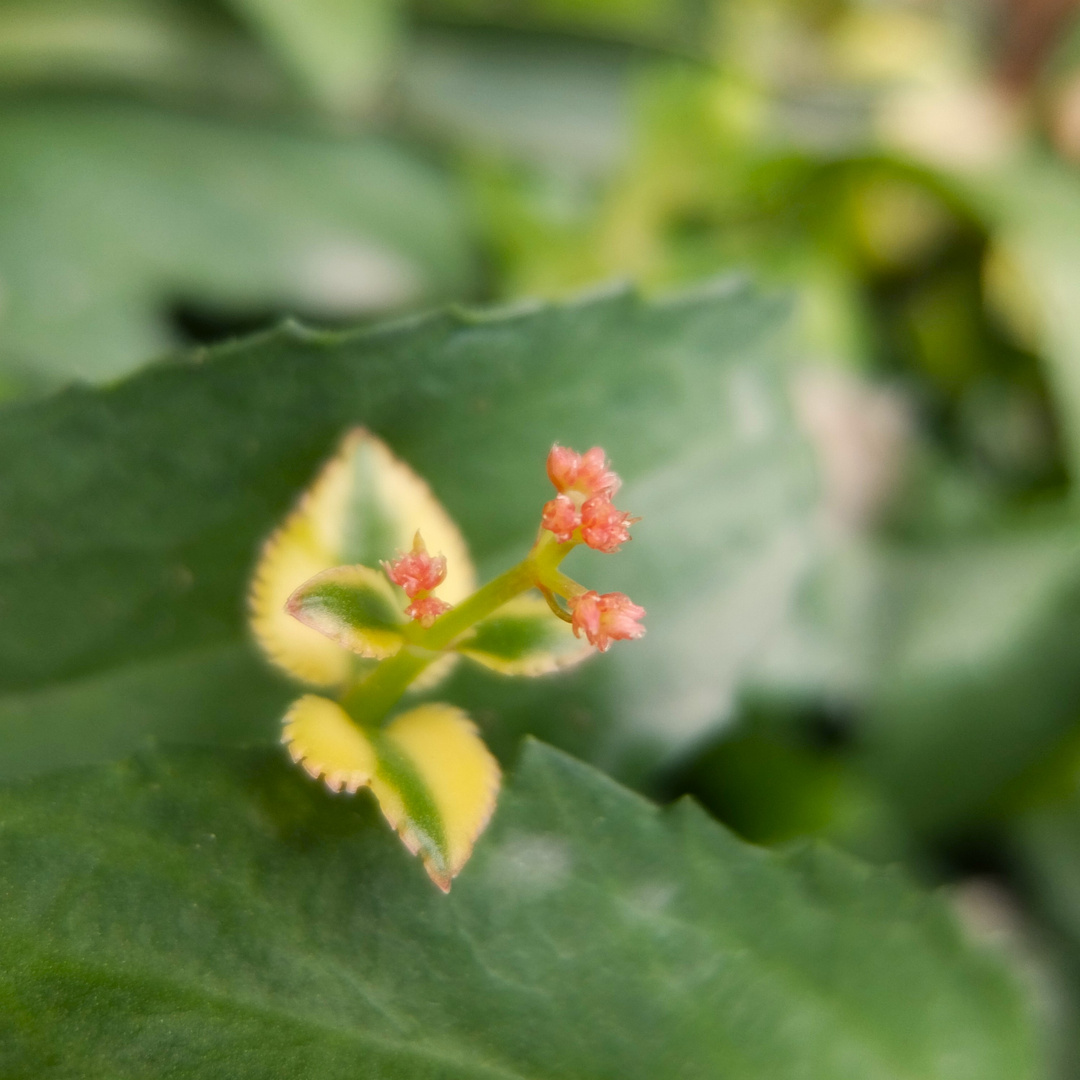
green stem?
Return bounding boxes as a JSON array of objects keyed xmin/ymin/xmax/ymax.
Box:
[
  {"xmin": 341, "ymin": 648, "xmax": 435, "ymax": 727},
  {"xmin": 418, "ymin": 559, "xmax": 535, "ymax": 651}
]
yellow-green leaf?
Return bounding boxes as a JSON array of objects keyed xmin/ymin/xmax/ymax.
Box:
[
  {"xmin": 457, "ymin": 594, "xmax": 593, "ymax": 676},
  {"xmin": 286, "ymin": 565, "xmax": 405, "ymax": 660},
  {"xmin": 282, "ymin": 697, "xmax": 500, "ymax": 890},
  {"xmin": 282, "ymin": 694, "xmax": 376, "ymax": 794},
  {"xmin": 371, "ymin": 703, "xmax": 501, "ymax": 891},
  {"xmin": 249, "ymin": 428, "xmax": 474, "ymax": 688}
]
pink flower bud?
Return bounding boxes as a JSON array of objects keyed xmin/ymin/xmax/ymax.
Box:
[
  {"xmin": 541, "ymin": 494, "xmax": 581, "ymax": 543},
  {"xmin": 576, "ymin": 446, "xmax": 621, "ymax": 496},
  {"xmin": 546, "ymin": 444, "xmax": 581, "ymax": 493},
  {"xmin": 382, "ymin": 532, "xmax": 447, "ymax": 598},
  {"xmin": 546, "ymin": 444, "xmax": 620, "ymax": 498},
  {"xmin": 405, "ymin": 595, "xmax": 452, "ymax": 628},
  {"xmin": 580, "ymin": 494, "xmax": 635, "ymax": 554},
  {"xmin": 570, "ymin": 591, "xmax": 646, "ymax": 652}
]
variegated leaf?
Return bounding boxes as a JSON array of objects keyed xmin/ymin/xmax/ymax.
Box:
[
  {"xmin": 249, "ymin": 428, "xmax": 474, "ymax": 687},
  {"xmin": 282, "ymin": 694, "xmax": 376, "ymax": 794},
  {"xmin": 286, "ymin": 565, "xmax": 405, "ymax": 660},
  {"xmin": 282, "ymin": 697, "xmax": 500, "ymax": 890},
  {"xmin": 458, "ymin": 595, "xmax": 593, "ymax": 676}
]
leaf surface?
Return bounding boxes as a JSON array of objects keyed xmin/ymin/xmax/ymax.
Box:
[
  {"xmin": 457, "ymin": 595, "xmax": 591, "ymax": 675},
  {"xmin": 250, "ymin": 428, "xmax": 472, "ymax": 684},
  {"xmin": 0, "ymin": 282, "xmax": 815, "ymax": 780},
  {"xmin": 0, "ymin": 741, "xmax": 1041, "ymax": 1079},
  {"xmin": 0, "ymin": 100, "xmax": 472, "ymax": 385},
  {"xmin": 225, "ymin": 0, "xmax": 400, "ymax": 112}
]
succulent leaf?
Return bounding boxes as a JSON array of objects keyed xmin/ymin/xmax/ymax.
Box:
[
  {"xmin": 286, "ymin": 565, "xmax": 405, "ymax": 660},
  {"xmin": 283, "ymin": 696, "xmax": 499, "ymax": 890},
  {"xmin": 282, "ymin": 694, "xmax": 377, "ymax": 794},
  {"xmin": 250, "ymin": 428, "xmax": 474, "ymax": 687},
  {"xmin": 371, "ymin": 704, "xmax": 501, "ymax": 892},
  {"xmin": 458, "ymin": 595, "xmax": 593, "ymax": 676}
]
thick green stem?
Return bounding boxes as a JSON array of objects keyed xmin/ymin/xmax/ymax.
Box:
[
  {"xmin": 341, "ymin": 648, "xmax": 436, "ymax": 727},
  {"xmin": 340, "ymin": 533, "xmax": 583, "ymax": 730},
  {"xmin": 417, "ymin": 559, "xmax": 535, "ymax": 651}
]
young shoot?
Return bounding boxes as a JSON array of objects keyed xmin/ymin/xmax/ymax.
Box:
[{"xmin": 250, "ymin": 432, "xmax": 644, "ymax": 890}]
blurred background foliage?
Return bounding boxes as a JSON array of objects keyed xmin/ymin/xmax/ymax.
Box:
[{"xmin": 12, "ymin": 0, "xmax": 1080, "ymax": 1069}]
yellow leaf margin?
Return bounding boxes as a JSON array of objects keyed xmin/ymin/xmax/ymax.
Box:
[
  {"xmin": 283, "ymin": 696, "xmax": 500, "ymax": 891},
  {"xmin": 250, "ymin": 429, "xmax": 475, "ymax": 687}
]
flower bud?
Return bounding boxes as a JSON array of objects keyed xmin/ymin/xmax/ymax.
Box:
[
  {"xmin": 541, "ymin": 494, "xmax": 581, "ymax": 543},
  {"xmin": 383, "ymin": 532, "xmax": 447, "ymax": 598},
  {"xmin": 546, "ymin": 444, "xmax": 620, "ymax": 498},
  {"xmin": 580, "ymin": 495, "xmax": 635, "ymax": 553},
  {"xmin": 569, "ymin": 591, "xmax": 646, "ymax": 652}
]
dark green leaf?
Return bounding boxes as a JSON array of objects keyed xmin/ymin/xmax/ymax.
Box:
[
  {"xmin": 0, "ymin": 100, "xmax": 473, "ymax": 385},
  {"xmin": 0, "ymin": 740, "xmax": 1042, "ymax": 1078},
  {"xmin": 0, "ymin": 0, "xmax": 283, "ymax": 105},
  {"xmin": 0, "ymin": 282, "xmax": 816, "ymax": 781}
]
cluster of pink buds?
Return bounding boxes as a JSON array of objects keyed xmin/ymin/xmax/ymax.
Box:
[
  {"xmin": 541, "ymin": 445, "xmax": 637, "ymax": 554},
  {"xmin": 568, "ymin": 590, "xmax": 646, "ymax": 652},
  {"xmin": 381, "ymin": 446, "xmax": 645, "ymax": 651},
  {"xmin": 540, "ymin": 445, "xmax": 645, "ymax": 651},
  {"xmin": 383, "ymin": 533, "xmax": 452, "ymax": 627}
]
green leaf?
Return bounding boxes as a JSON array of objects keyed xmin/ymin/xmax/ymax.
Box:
[
  {"xmin": 225, "ymin": 0, "xmax": 401, "ymax": 113},
  {"xmin": 0, "ymin": 741, "xmax": 1042, "ymax": 1078},
  {"xmin": 457, "ymin": 594, "xmax": 591, "ymax": 675},
  {"xmin": 416, "ymin": 0, "xmax": 709, "ymax": 53},
  {"xmin": 0, "ymin": 100, "xmax": 473, "ymax": 385},
  {"xmin": 0, "ymin": 0, "xmax": 285, "ymax": 106},
  {"xmin": 753, "ymin": 509, "xmax": 1080, "ymax": 835},
  {"xmin": 402, "ymin": 28, "xmax": 636, "ymax": 174},
  {"xmin": 859, "ymin": 514, "xmax": 1080, "ymax": 833},
  {"xmin": 0, "ymin": 283, "xmax": 815, "ymax": 782},
  {"xmin": 283, "ymin": 696, "xmax": 501, "ymax": 889},
  {"xmin": 285, "ymin": 564, "xmax": 406, "ymax": 659},
  {"xmin": 955, "ymin": 153, "xmax": 1080, "ymax": 479}
]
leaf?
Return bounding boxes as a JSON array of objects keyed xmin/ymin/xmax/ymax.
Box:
[
  {"xmin": 0, "ymin": 282, "xmax": 815, "ymax": 782},
  {"xmin": 416, "ymin": 0, "xmax": 709, "ymax": 53},
  {"xmin": 0, "ymin": 100, "xmax": 473, "ymax": 385},
  {"xmin": 282, "ymin": 692, "xmax": 376, "ymax": 791},
  {"xmin": 953, "ymin": 154, "xmax": 1080, "ymax": 479},
  {"xmin": 370, "ymin": 702, "xmax": 501, "ymax": 890},
  {"xmin": 0, "ymin": 741, "xmax": 1042, "ymax": 1077},
  {"xmin": 858, "ymin": 515, "xmax": 1080, "ymax": 833},
  {"xmin": 285, "ymin": 565, "xmax": 406, "ymax": 660},
  {"xmin": 752, "ymin": 509, "xmax": 1080, "ymax": 836},
  {"xmin": 225, "ymin": 0, "xmax": 401, "ymax": 113},
  {"xmin": 250, "ymin": 427, "xmax": 473, "ymax": 686},
  {"xmin": 0, "ymin": 0, "xmax": 285, "ymax": 106},
  {"xmin": 283, "ymin": 695, "xmax": 501, "ymax": 889},
  {"xmin": 402, "ymin": 28, "xmax": 636, "ymax": 175},
  {"xmin": 457, "ymin": 594, "xmax": 592, "ymax": 675}
]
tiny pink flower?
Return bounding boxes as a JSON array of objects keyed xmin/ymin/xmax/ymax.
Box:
[
  {"xmin": 570, "ymin": 591, "xmax": 646, "ymax": 652},
  {"xmin": 541, "ymin": 494, "xmax": 581, "ymax": 543},
  {"xmin": 546, "ymin": 444, "xmax": 581, "ymax": 493},
  {"xmin": 546, "ymin": 444, "xmax": 620, "ymax": 498},
  {"xmin": 382, "ymin": 533, "xmax": 447, "ymax": 598},
  {"xmin": 580, "ymin": 494, "xmax": 635, "ymax": 554},
  {"xmin": 405, "ymin": 595, "xmax": 452, "ymax": 628}
]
